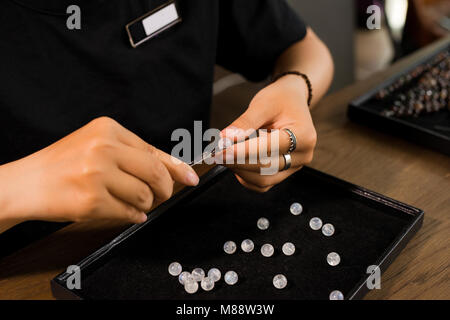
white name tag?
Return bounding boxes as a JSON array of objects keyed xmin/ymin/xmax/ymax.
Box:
[
  {"xmin": 126, "ymin": 1, "xmax": 181, "ymax": 48},
  {"xmin": 142, "ymin": 3, "xmax": 179, "ymax": 36}
]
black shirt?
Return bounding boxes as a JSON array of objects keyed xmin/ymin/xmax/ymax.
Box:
[{"xmin": 0, "ymin": 0, "xmax": 306, "ymax": 164}]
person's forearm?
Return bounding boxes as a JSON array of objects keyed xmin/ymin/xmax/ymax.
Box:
[{"xmin": 273, "ymin": 27, "xmax": 334, "ymax": 107}]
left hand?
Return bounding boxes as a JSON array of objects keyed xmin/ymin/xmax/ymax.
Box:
[{"xmin": 220, "ymin": 75, "xmax": 317, "ymax": 192}]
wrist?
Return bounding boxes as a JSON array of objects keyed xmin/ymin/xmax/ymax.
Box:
[
  {"xmin": 0, "ymin": 158, "xmax": 38, "ymax": 224},
  {"xmin": 275, "ymin": 74, "xmax": 310, "ymax": 106},
  {"xmin": 272, "ymin": 71, "xmax": 313, "ymax": 107}
]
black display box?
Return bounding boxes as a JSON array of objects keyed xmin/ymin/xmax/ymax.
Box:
[
  {"xmin": 348, "ymin": 41, "xmax": 450, "ymax": 156},
  {"xmin": 52, "ymin": 166, "xmax": 423, "ymax": 300}
]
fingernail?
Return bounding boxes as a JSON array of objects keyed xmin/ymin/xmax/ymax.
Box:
[
  {"xmin": 186, "ymin": 171, "xmax": 199, "ymax": 186},
  {"xmin": 138, "ymin": 214, "xmax": 148, "ymax": 224},
  {"xmin": 218, "ymin": 137, "xmax": 233, "ymax": 149}
]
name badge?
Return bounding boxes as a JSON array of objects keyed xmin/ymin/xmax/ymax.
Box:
[{"xmin": 126, "ymin": 1, "xmax": 181, "ymax": 48}]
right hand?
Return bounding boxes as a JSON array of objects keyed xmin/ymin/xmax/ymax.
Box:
[{"xmin": 1, "ymin": 117, "xmax": 199, "ymax": 225}]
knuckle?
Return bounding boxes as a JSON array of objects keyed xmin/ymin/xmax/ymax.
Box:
[
  {"xmin": 159, "ymin": 183, "xmax": 174, "ymax": 202},
  {"xmin": 147, "ymin": 144, "xmax": 157, "ymax": 155},
  {"xmin": 90, "ymin": 116, "xmax": 118, "ymax": 130},
  {"xmin": 137, "ymin": 186, "xmax": 154, "ymax": 211},
  {"xmin": 79, "ymin": 158, "xmax": 105, "ymax": 182},
  {"xmin": 304, "ymin": 129, "xmax": 318, "ymax": 150},
  {"xmin": 87, "ymin": 137, "xmax": 115, "ymax": 154}
]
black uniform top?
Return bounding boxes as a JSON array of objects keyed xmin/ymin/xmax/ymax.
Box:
[{"xmin": 0, "ymin": 0, "xmax": 306, "ymax": 164}]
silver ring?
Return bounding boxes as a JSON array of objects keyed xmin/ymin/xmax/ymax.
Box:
[
  {"xmin": 282, "ymin": 154, "xmax": 292, "ymax": 171},
  {"xmin": 283, "ymin": 128, "xmax": 297, "ymax": 154}
]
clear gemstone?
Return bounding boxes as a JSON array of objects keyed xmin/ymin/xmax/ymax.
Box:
[
  {"xmin": 207, "ymin": 268, "xmax": 221, "ymax": 282},
  {"xmin": 224, "ymin": 271, "xmax": 238, "ymax": 285},
  {"xmin": 241, "ymin": 239, "xmax": 255, "ymax": 253},
  {"xmin": 282, "ymin": 242, "xmax": 296, "ymax": 256},
  {"xmin": 261, "ymin": 244, "xmax": 274, "ymax": 257},
  {"xmin": 322, "ymin": 223, "xmax": 335, "ymax": 236},
  {"xmin": 200, "ymin": 277, "xmax": 215, "ymax": 291},
  {"xmin": 327, "ymin": 252, "xmax": 341, "ymax": 266},
  {"xmin": 257, "ymin": 217, "xmax": 270, "ymax": 230},
  {"xmin": 184, "ymin": 280, "xmax": 199, "ymax": 294},
  {"xmin": 309, "ymin": 217, "xmax": 323, "ymax": 230},
  {"xmin": 191, "ymin": 268, "xmax": 205, "ymax": 282},
  {"xmin": 178, "ymin": 271, "xmax": 193, "ymax": 285},
  {"xmin": 224, "ymin": 241, "xmax": 237, "ymax": 254},
  {"xmin": 290, "ymin": 202, "xmax": 303, "ymax": 215},
  {"xmin": 273, "ymin": 274, "xmax": 288, "ymax": 289},
  {"xmin": 168, "ymin": 262, "xmax": 182, "ymax": 276},
  {"xmin": 329, "ymin": 290, "xmax": 344, "ymax": 300}
]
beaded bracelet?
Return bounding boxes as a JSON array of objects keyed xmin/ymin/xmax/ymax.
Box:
[{"xmin": 272, "ymin": 71, "xmax": 313, "ymax": 107}]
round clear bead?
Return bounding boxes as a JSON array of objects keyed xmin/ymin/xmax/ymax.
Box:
[
  {"xmin": 168, "ymin": 262, "xmax": 182, "ymax": 276},
  {"xmin": 257, "ymin": 217, "xmax": 270, "ymax": 230},
  {"xmin": 207, "ymin": 268, "xmax": 221, "ymax": 282},
  {"xmin": 261, "ymin": 244, "xmax": 274, "ymax": 257},
  {"xmin": 191, "ymin": 268, "xmax": 205, "ymax": 282},
  {"xmin": 282, "ymin": 242, "xmax": 296, "ymax": 256},
  {"xmin": 327, "ymin": 252, "xmax": 341, "ymax": 266},
  {"xmin": 322, "ymin": 223, "xmax": 335, "ymax": 237},
  {"xmin": 224, "ymin": 271, "xmax": 238, "ymax": 285},
  {"xmin": 309, "ymin": 217, "xmax": 323, "ymax": 230},
  {"xmin": 329, "ymin": 290, "xmax": 344, "ymax": 300},
  {"xmin": 290, "ymin": 202, "xmax": 303, "ymax": 215},
  {"xmin": 184, "ymin": 280, "xmax": 199, "ymax": 294},
  {"xmin": 200, "ymin": 277, "xmax": 215, "ymax": 291},
  {"xmin": 178, "ymin": 271, "xmax": 193, "ymax": 285},
  {"xmin": 241, "ymin": 239, "xmax": 255, "ymax": 253},
  {"xmin": 273, "ymin": 274, "xmax": 288, "ymax": 289},
  {"xmin": 223, "ymin": 241, "xmax": 237, "ymax": 254}
]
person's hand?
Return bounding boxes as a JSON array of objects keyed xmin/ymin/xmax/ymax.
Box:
[
  {"xmin": 1, "ymin": 117, "xmax": 199, "ymax": 225},
  {"xmin": 220, "ymin": 75, "xmax": 317, "ymax": 192}
]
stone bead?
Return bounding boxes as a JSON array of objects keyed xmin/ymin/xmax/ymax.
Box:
[
  {"xmin": 191, "ymin": 268, "xmax": 205, "ymax": 282},
  {"xmin": 257, "ymin": 217, "xmax": 270, "ymax": 230},
  {"xmin": 290, "ymin": 202, "xmax": 303, "ymax": 215},
  {"xmin": 178, "ymin": 271, "xmax": 193, "ymax": 285},
  {"xmin": 207, "ymin": 268, "xmax": 221, "ymax": 282},
  {"xmin": 184, "ymin": 280, "xmax": 199, "ymax": 294},
  {"xmin": 200, "ymin": 277, "xmax": 215, "ymax": 292},
  {"xmin": 282, "ymin": 242, "xmax": 296, "ymax": 256},
  {"xmin": 322, "ymin": 223, "xmax": 335, "ymax": 237},
  {"xmin": 329, "ymin": 290, "xmax": 344, "ymax": 300},
  {"xmin": 241, "ymin": 239, "xmax": 255, "ymax": 253},
  {"xmin": 261, "ymin": 244, "xmax": 274, "ymax": 257},
  {"xmin": 309, "ymin": 217, "xmax": 323, "ymax": 230},
  {"xmin": 224, "ymin": 271, "xmax": 238, "ymax": 285},
  {"xmin": 224, "ymin": 241, "xmax": 237, "ymax": 254},
  {"xmin": 327, "ymin": 252, "xmax": 341, "ymax": 266},
  {"xmin": 168, "ymin": 262, "xmax": 182, "ymax": 276},
  {"xmin": 273, "ymin": 274, "xmax": 288, "ymax": 289}
]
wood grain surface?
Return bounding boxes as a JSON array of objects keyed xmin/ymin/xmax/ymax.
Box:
[{"xmin": 0, "ymin": 38, "xmax": 449, "ymax": 300}]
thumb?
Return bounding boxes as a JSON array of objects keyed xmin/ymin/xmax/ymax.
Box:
[{"xmin": 221, "ymin": 106, "xmax": 268, "ymax": 142}]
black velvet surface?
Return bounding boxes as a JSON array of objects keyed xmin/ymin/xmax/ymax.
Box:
[{"xmin": 75, "ymin": 169, "xmax": 415, "ymax": 300}]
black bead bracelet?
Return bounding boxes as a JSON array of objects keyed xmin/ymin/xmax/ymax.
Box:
[{"xmin": 272, "ymin": 71, "xmax": 313, "ymax": 107}]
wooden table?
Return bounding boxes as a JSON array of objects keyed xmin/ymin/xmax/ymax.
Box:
[{"xmin": 0, "ymin": 38, "xmax": 449, "ymax": 300}]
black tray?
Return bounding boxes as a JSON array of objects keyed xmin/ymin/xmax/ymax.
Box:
[
  {"xmin": 51, "ymin": 166, "xmax": 423, "ymax": 300},
  {"xmin": 348, "ymin": 40, "xmax": 450, "ymax": 156}
]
